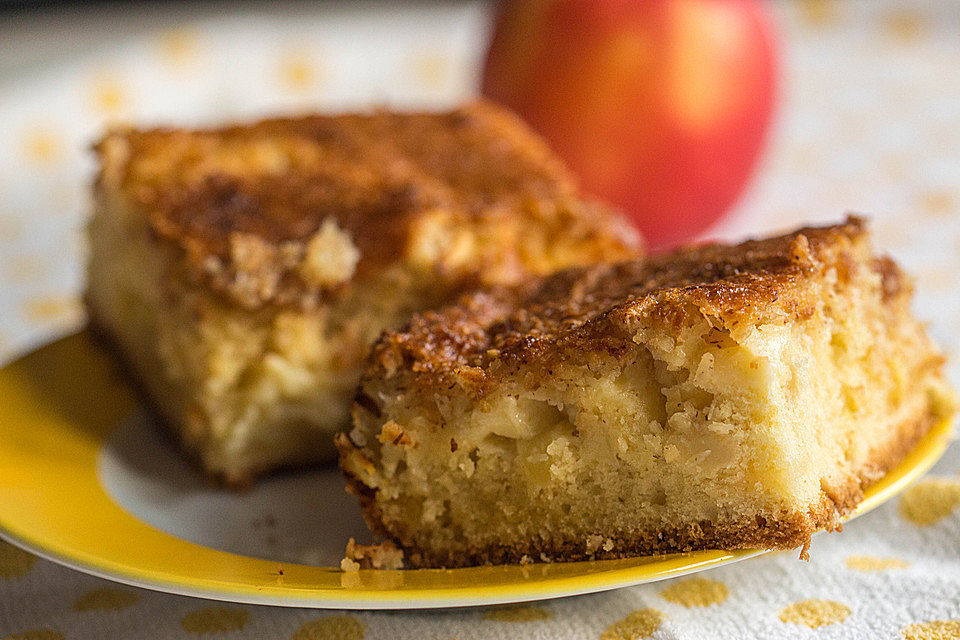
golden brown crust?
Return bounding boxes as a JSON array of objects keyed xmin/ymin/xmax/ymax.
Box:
[
  {"xmin": 338, "ymin": 405, "xmax": 940, "ymax": 568},
  {"xmin": 363, "ymin": 217, "xmax": 888, "ymax": 397},
  {"xmin": 94, "ymin": 100, "xmax": 641, "ymax": 309}
]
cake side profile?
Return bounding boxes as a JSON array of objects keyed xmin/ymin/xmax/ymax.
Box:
[
  {"xmin": 339, "ymin": 218, "xmax": 956, "ymax": 568},
  {"xmin": 85, "ymin": 101, "xmax": 641, "ymax": 484}
]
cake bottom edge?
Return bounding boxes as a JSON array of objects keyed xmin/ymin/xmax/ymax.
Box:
[{"xmin": 341, "ymin": 398, "xmax": 951, "ymax": 569}]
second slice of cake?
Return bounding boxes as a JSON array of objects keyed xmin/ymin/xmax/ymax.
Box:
[{"xmin": 339, "ymin": 218, "xmax": 956, "ymax": 567}]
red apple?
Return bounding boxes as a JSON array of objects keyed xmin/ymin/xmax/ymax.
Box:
[{"xmin": 482, "ymin": 0, "xmax": 777, "ymax": 249}]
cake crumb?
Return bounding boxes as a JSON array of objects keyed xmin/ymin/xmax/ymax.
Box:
[
  {"xmin": 342, "ymin": 538, "xmax": 404, "ymax": 570},
  {"xmin": 585, "ymin": 534, "xmax": 604, "ymax": 554},
  {"xmin": 377, "ymin": 420, "xmax": 413, "ymax": 447},
  {"xmin": 300, "ymin": 218, "xmax": 360, "ymax": 287}
]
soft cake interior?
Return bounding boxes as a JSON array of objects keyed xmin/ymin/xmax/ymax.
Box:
[{"xmin": 87, "ymin": 180, "xmax": 451, "ymax": 483}]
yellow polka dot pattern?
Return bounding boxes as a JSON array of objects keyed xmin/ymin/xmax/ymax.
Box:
[
  {"xmin": 845, "ymin": 556, "xmax": 910, "ymax": 572},
  {"xmin": 660, "ymin": 578, "xmax": 729, "ymax": 607},
  {"xmin": 482, "ymin": 605, "xmax": 552, "ymax": 622},
  {"xmin": 901, "ymin": 620, "xmax": 960, "ymax": 640},
  {"xmin": 0, "ymin": 542, "xmax": 37, "ymax": 579},
  {"xmin": 279, "ymin": 52, "xmax": 320, "ymax": 92},
  {"xmin": 73, "ymin": 587, "xmax": 140, "ymax": 611},
  {"xmin": 22, "ymin": 130, "xmax": 62, "ymax": 166},
  {"xmin": 600, "ymin": 608, "xmax": 664, "ymax": 640},
  {"xmin": 899, "ymin": 478, "xmax": 960, "ymax": 525},
  {"xmin": 181, "ymin": 607, "xmax": 250, "ymax": 634},
  {"xmin": 882, "ymin": 9, "xmax": 925, "ymax": 43},
  {"xmin": 920, "ymin": 190, "xmax": 957, "ymax": 218},
  {"xmin": 407, "ymin": 52, "xmax": 450, "ymax": 89},
  {"xmin": 797, "ymin": 0, "xmax": 840, "ymax": 27},
  {"xmin": 87, "ymin": 73, "xmax": 129, "ymax": 117},
  {"xmin": 291, "ymin": 616, "xmax": 364, "ymax": 640},
  {"xmin": 159, "ymin": 28, "xmax": 201, "ymax": 67},
  {"xmin": 22, "ymin": 295, "xmax": 83, "ymax": 324},
  {"xmin": 778, "ymin": 599, "xmax": 850, "ymax": 628}
]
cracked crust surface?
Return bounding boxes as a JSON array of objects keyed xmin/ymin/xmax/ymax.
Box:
[
  {"xmin": 95, "ymin": 100, "xmax": 640, "ymax": 309},
  {"xmin": 364, "ymin": 217, "xmax": 895, "ymax": 396}
]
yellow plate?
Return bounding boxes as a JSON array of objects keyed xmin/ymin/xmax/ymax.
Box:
[{"xmin": 0, "ymin": 331, "xmax": 951, "ymax": 609}]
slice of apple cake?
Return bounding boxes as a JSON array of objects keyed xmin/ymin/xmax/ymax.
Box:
[
  {"xmin": 339, "ymin": 218, "xmax": 955, "ymax": 567},
  {"xmin": 85, "ymin": 101, "xmax": 641, "ymax": 485}
]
